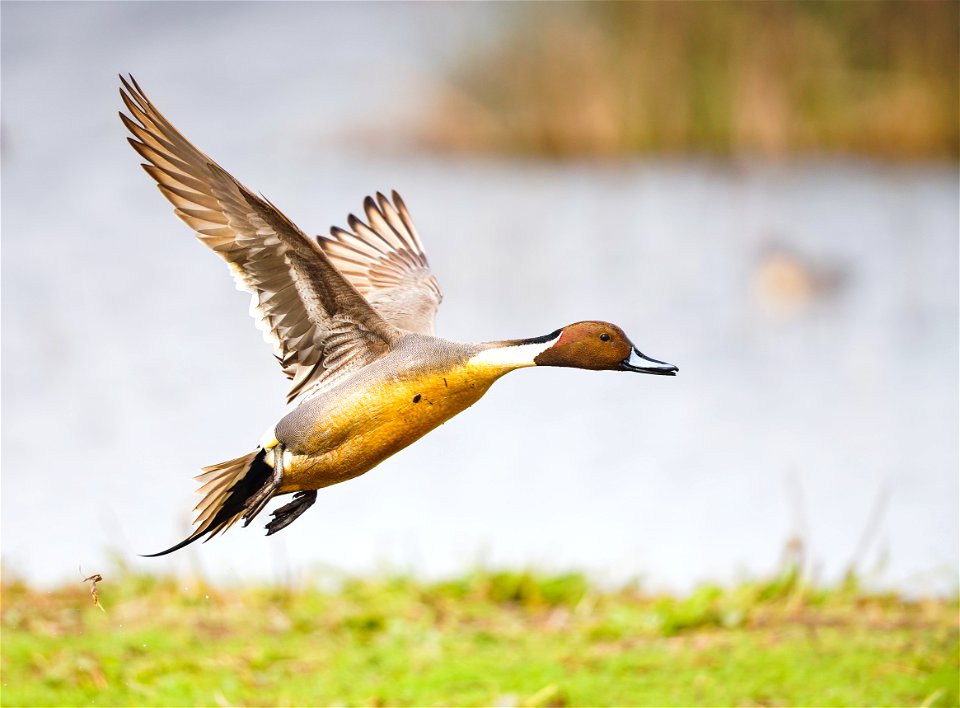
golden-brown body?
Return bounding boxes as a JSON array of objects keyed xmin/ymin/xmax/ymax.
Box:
[{"xmin": 276, "ymin": 335, "xmax": 502, "ymax": 492}]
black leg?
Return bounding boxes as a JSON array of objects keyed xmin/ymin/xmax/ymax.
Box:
[
  {"xmin": 242, "ymin": 443, "xmax": 284, "ymax": 526},
  {"xmin": 265, "ymin": 490, "xmax": 317, "ymax": 536}
]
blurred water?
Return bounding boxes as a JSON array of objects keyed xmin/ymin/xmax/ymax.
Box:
[{"xmin": 2, "ymin": 3, "xmax": 957, "ymax": 593}]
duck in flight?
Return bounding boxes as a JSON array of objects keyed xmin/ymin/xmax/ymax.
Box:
[{"xmin": 118, "ymin": 75, "xmax": 678, "ymax": 557}]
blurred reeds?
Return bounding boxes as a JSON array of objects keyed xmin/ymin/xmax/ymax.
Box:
[{"xmin": 422, "ymin": 2, "xmax": 959, "ymax": 160}]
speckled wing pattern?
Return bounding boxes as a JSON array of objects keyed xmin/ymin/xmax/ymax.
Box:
[
  {"xmin": 319, "ymin": 193, "xmax": 443, "ymax": 335},
  {"xmin": 119, "ymin": 76, "xmax": 401, "ymax": 403}
]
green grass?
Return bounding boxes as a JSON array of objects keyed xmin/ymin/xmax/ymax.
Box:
[{"xmin": 1, "ymin": 566, "xmax": 956, "ymax": 706}]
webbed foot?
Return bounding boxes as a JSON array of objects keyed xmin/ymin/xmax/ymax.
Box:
[{"xmin": 265, "ymin": 490, "xmax": 317, "ymax": 536}]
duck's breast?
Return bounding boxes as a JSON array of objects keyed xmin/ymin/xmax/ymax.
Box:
[{"xmin": 275, "ymin": 336, "xmax": 494, "ymax": 490}]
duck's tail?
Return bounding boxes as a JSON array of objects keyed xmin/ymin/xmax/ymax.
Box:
[{"xmin": 142, "ymin": 448, "xmax": 273, "ymax": 557}]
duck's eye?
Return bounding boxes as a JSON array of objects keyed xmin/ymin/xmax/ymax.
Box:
[{"xmin": 599, "ymin": 333, "xmax": 611, "ymax": 342}]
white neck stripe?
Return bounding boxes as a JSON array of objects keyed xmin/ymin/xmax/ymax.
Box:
[{"xmin": 468, "ymin": 332, "xmax": 561, "ymax": 369}]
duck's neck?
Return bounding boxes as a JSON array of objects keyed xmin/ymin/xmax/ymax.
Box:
[{"xmin": 467, "ymin": 329, "xmax": 562, "ymax": 372}]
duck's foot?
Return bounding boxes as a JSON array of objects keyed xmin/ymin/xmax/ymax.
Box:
[
  {"xmin": 265, "ymin": 490, "xmax": 317, "ymax": 536},
  {"xmin": 242, "ymin": 444, "xmax": 284, "ymax": 526}
]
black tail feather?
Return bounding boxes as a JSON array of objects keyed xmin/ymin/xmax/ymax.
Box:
[{"xmin": 142, "ymin": 448, "xmax": 273, "ymax": 557}]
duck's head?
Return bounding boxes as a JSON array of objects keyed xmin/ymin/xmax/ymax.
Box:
[{"xmin": 533, "ymin": 321, "xmax": 678, "ymax": 375}]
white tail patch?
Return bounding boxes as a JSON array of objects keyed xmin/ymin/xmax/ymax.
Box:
[{"xmin": 468, "ymin": 332, "xmax": 562, "ymax": 370}]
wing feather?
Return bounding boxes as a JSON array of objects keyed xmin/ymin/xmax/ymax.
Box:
[
  {"xmin": 319, "ymin": 191, "xmax": 443, "ymax": 335},
  {"xmin": 120, "ymin": 75, "xmax": 401, "ymax": 402}
]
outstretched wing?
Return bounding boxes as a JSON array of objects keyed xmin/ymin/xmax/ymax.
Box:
[
  {"xmin": 319, "ymin": 192, "xmax": 443, "ymax": 335},
  {"xmin": 119, "ymin": 75, "xmax": 401, "ymax": 402}
]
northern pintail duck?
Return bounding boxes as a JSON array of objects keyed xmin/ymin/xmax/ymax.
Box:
[{"xmin": 118, "ymin": 76, "xmax": 678, "ymax": 556}]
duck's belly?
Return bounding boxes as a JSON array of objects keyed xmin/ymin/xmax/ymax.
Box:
[{"xmin": 276, "ymin": 364, "xmax": 496, "ymax": 493}]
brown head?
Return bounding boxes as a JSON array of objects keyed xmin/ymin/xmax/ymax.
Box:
[{"xmin": 532, "ymin": 321, "xmax": 678, "ymax": 375}]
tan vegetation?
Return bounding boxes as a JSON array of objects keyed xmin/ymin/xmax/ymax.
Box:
[{"xmin": 422, "ymin": 2, "xmax": 959, "ymax": 159}]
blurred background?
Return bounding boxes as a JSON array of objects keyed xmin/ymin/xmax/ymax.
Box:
[{"xmin": 2, "ymin": 1, "xmax": 957, "ymax": 595}]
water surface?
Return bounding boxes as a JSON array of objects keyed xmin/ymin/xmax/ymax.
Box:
[{"xmin": 2, "ymin": 3, "xmax": 956, "ymax": 593}]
